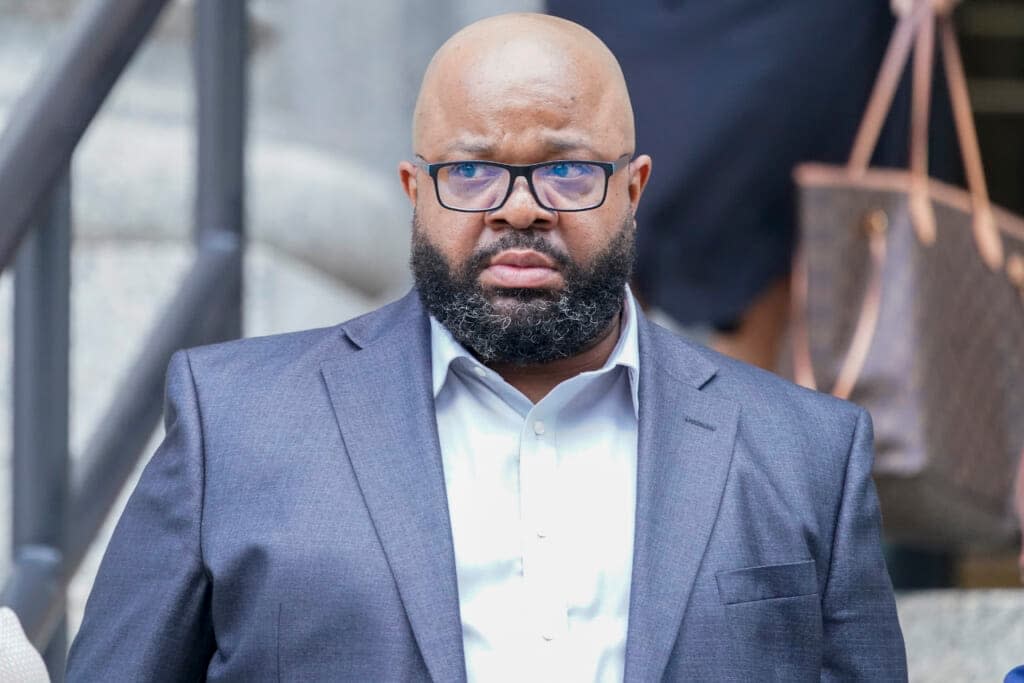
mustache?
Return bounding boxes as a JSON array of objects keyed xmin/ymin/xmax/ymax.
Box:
[{"xmin": 463, "ymin": 231, "xmax": 573, "ymax": 277}]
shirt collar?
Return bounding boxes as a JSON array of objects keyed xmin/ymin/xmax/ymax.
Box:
[{"xmin": 429, "ymin": 286, "xmax": 641, "ymax": 413}]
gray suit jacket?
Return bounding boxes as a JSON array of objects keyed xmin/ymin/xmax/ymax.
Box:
[{"xmin": 67, "ymin": 291, "xmax": 906, "ymax": 682}]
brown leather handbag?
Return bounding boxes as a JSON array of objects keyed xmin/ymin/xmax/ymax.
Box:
[{"xmin": 791, "ymin": 0, "xmax": 1024, "ymax": 551}]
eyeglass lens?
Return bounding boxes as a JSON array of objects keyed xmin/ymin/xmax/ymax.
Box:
[{"xmin": 437, "ymin": 162, "xmax": 606, "ymax": 211}]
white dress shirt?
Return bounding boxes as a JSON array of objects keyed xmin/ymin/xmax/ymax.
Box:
[{"xmin": 430, "ymin": 289, "xmax": 640, "ymax": 683}]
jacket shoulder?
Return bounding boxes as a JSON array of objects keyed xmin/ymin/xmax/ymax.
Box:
[
  {"xmin": 649, "ymin": 322, "xmax": 864, "ymax": 437},
  {"xmin": 182, "ymin": 324, "xmax": 349, "ymax": 378},
  {"xmin": 179, "ymin": 292, "xmax": 420, "ymax": 377}
]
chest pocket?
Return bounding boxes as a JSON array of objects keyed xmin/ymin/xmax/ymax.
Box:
[
  {"xmin": 716, "ymin": 559, "xmax": 817, "ymax": 605},
  {"xmin": 715, "ymin": 560, "xmax": 822, "ymax": 682}
]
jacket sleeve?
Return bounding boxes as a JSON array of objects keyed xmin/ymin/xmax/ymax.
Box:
[
  {"xmin": 66, "ymin": 350, "xmax": 215, "ymax": 681},
  {"xmin": 821, "ymin": 407, "xmax": 908, "ymax": 682}
]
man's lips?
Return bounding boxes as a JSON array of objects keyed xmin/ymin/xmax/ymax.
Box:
[
  {"xmin": 489, "ymin": 250, "xmax": 557, "ymax": 269},
  {"xmin": 480, "ymin": 249, "xmax": 563, "ymax": 289}
]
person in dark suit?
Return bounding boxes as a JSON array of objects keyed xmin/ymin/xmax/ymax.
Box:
[{"xmin": 67, "ymin": 13, "xmax": 906, "ymax": 681}]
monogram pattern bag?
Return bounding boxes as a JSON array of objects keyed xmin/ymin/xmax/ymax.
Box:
[{"xmin": 792, "ymin": 1, "xmax": 1024, "ymax": 551}]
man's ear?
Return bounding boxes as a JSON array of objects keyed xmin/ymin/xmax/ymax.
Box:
[
  {"xmin": 398, "ymin": 161, "xmax": 418, "ymax": 207},
  {"xmin": 627, "ymin": 154, "xmax": 652, "ymax": 212}
]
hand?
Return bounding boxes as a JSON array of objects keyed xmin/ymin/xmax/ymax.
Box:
[{"xmin": 891, "ymin": 0, "xmax": 962, "ymax": 16}]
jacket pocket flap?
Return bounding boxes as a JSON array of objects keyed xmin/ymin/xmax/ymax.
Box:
[{"xmin": 716, "ymin": 559, "xmax": 817, "ymax": 605}]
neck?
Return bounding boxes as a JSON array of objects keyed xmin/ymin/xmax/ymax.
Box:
[{"xmin": 486, "ymin": 311, "xmax": 623, "ymax": 403}]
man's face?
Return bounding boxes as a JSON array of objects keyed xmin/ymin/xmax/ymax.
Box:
[{"xmin": 399, "ymin": 32, "xmax": 651, "ymax": 364}]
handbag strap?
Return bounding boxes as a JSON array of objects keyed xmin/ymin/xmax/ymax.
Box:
[
  {"xmin": 909, "ymin": 9, "xmax": 938, "ymax": 245},
  {"xmin": 791, "ymin": 212, "xmax": 887, "ymax": 399},
  {"xmin": 848, "ymin": 0, "xmax": 1004, "ymax": 268},
  {"xmin": 847, "ymin": 0, "xmax": 930, "ymax": 175},
  {"xmin": 938, "ymin": 16, "xmax": 1004, "ymax": 269},
  {"xmin": 794, "ymin": 1, "xmax": 1008, "ymax": 397}
]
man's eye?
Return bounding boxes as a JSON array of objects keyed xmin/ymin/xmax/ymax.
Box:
[
  {"xmin": 545, "ymin": 163, "xmax": 594, "ymax": 179},
  {"xmin": 450, "ymin": 163, "xmax": 480, "ymax": 178}
]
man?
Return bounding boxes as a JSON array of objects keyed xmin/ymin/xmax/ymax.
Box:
[{"xmin": 67, "ymin": 13, "xmax": 906, "ymax": 682}]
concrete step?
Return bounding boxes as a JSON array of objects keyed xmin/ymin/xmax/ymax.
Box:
[{"xmin": 898, "ymin": 588, "xmax": 1024, "ymax": 681}]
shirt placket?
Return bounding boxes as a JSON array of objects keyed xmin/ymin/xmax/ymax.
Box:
[{"xmin": 519, "ymin": 408, "xmax": 568, "ymax": 665}]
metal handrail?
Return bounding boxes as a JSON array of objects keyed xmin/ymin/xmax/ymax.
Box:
[
  {"xmin": 0, "ymin": 0, "xmax": 248, "ymax": 677},
  {"xmin": 0, "ymin": 0, "xmax": 171, "ymax": 273}
]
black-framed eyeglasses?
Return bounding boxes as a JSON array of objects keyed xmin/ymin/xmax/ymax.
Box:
[{"xmin": 413, "ymin": 154, "xmax": 632, "ymax": 212}]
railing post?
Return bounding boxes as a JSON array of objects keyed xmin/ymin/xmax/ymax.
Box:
[
  {"xmin": 195, "ymin": 0, "xmax": 247, "ymax": 340},
  {"xmin": 13, "ymin": 171, "xmax": 71, "ymax": 680}
]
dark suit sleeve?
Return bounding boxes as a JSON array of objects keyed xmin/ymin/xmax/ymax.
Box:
[
  {"xmin": 67, "ymin": 350, "xmax": 215, "ymax": 681},
  {"xmin": 821, "ymin": 408, "xmax": 907, "ymax": 681}
]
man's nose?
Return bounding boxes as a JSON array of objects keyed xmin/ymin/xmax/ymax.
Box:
[{"xmin": 487, "ymin": 177, "xmax": 555, "ymax": 230}]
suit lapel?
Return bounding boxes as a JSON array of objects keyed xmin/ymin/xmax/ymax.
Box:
[
  {"xmin": 320, "ymin": 294, "xmax": 466, "ymax": 683},
  {"xmin": 624, "ymin": 320, "xmax": 739, "ymax": 683}
]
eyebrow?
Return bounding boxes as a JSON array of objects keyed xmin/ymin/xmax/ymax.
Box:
[
  {"xmin": 441, "ymin": 139, "xmax": 494, "ymax": 156},
  {"xmin": 439, "ymin": 134, "xmax": 603, "ymax": 159}
]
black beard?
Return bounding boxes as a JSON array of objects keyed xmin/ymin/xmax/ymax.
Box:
[{"xmin": 411, "ymin": 214, "xmax": 635, "ymax": 365}]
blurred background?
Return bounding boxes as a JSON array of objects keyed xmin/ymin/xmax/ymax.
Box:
[{"xmin": 0, "ymin": 0, "xmax": 1021, "ymax": 681}]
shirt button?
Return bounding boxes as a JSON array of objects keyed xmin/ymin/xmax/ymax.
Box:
[
  {"xmin": 473, "ymin": 366, "xmax": 486, "ymax": 378},
  {"xmin": 533, "ymin": 420, "xmax": 546, "ymax": 435}
]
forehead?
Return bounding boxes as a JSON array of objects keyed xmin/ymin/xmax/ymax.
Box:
[{"xmin": 416, "ymin": 36, "xmax": 628, "ymax": 160}]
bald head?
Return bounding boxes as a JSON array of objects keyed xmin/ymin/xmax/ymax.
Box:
[{"xmin": 412, "ymin": 13, "xmax": 635, "ymax": 160}]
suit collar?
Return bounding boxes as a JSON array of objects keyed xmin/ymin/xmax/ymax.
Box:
[
  {"xmin": 637, "ymin": 314, "xmax": 720, "ymax": 391},
  {"xmin": 338, "ymin": 289, "xmax": 425, "ymax": 350}
]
